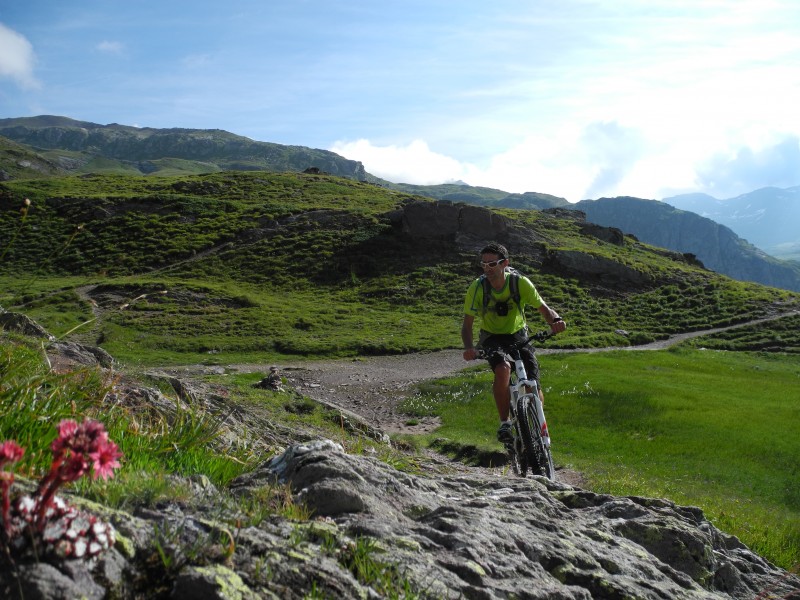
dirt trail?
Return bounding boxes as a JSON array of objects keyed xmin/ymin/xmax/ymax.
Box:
[
  {"xmin": 248, "ymin": 309, "xmax": 798, "ymax": 436},
  {"xmin": 174, "ymin": 310, "xmax": 798, "ymax": 486}
]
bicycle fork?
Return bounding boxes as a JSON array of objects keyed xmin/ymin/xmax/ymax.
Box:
[
  {"xmin": 514, "ymin": 358, "xmax": 551, "ymax": 448},
  {"xmin": 532, "ymin": 394, "xmax": 550, "ymax": 448}
]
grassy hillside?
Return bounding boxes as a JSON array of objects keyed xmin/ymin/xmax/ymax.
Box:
[
  {"xmin": 3, "ymin": 169, "xmax": 800, "ymax": 574},
  {"xmin": 0, "ymin": 117, "xmax": 366, "ymax": 179},
  {"xmin": 0, "ymin": 135, "xmax": 67, "ymax": 180},
  {"xmin": 1, "ymin": 170, "xmax": 798, "ymax": 366}
]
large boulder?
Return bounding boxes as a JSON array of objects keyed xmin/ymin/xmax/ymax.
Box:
[{"xmin": 229, "ymin": 440, "xmax": 800, "ymax": 600}]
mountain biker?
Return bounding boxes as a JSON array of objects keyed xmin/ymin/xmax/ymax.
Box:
[{"xmin": 461, "ymin": 242, "xmax": 566, "ymax": 444}]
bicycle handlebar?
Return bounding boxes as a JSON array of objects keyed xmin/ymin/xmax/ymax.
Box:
[{"xmin": 473, "ymin": 328, "xmax": 555, "ymax": 359}]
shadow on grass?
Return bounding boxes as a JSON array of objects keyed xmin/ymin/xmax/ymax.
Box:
[{"xmin": 430, "ymin": 437, "xmax": 509, "ymax": 468}]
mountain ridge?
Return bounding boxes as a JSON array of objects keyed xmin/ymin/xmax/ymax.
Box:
[
  {"xmin": 2, "ymin": 115, "xmax": 799, "ymax": 291},
  {"xmin": 0, "ymin": 115, "xmax": 368, "ymax": 180},
  {"xmin": 573, "ymin": 196, "xmax": 800, "ymax": 292},
  {"xmin": 663, "ymin": 186, "xmax": 800, "ymax": 261}
]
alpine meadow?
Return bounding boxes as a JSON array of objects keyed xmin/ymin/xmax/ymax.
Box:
[{"xmin": 2, "ymin": 166, "xmax": 800, "ymax": 597}]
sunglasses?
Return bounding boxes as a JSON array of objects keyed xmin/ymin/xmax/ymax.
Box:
[{"xmin": 480, "ymin": 258, "xmax": 506, "ymax": 268}]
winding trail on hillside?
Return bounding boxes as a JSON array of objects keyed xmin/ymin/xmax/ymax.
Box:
[
  {"xmin": 234, "ymin": 309, "xmax": 798, "ymax": 438},
  {"xmin": 158, "ymin": 309, "xmax": 798, "ymax": 487}
]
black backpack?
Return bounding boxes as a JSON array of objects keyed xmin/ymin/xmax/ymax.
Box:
[{"xmin": 479, "ymin": 267, "xmax": 522, "ymax": 315}]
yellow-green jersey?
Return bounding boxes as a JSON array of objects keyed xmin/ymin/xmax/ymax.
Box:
[{"xmin": 463, "ymin": 271, "xmax": 544, "ymax": 335}]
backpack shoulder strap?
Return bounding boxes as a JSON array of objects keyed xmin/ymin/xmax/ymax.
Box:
[
  {"xmin": 501, "ymin": 267, "xmax": 522, "ymax": 308},
  {"xmin": 508, "ymin": 271, "xmax": 521, "ymax": 307},
  {"xmin": 479, "ymin": 274, "xmax": 492, "ymax": 313}
]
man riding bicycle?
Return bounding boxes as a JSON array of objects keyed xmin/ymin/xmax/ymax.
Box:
[{"xmin": 461, "ymin": 242, "xmax": 567, "ymax": 444}]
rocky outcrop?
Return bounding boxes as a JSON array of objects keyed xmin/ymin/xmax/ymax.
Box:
[
  {"xmin": 0, "ymin": 311, "xmax": 56, "ymax": 340},
  {"xmin": 545, "ymin": 250, "xmax": 655, "ymax": 286},
  {"xmin": 387, "ymin": 201, "xmax": 511, "ymax": 241},
  {"xmin": 387, "ymin": 201, "xmax": 656, "ymax": 287},
  {"xmin": 48, "ymin": 341, "xmax": 115, "ymax": 368},
  {"xmin": 229, "ymin": 440, "xmax": 799, "ymax": 599},
  {"xmin": 6, "ymin": 437, "xmax": 796, "ymax": 599}
]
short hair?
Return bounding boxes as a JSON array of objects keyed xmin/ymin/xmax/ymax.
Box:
[{"xmin": 481, "ymin": 242, "xmax": 508, "ymax": 259}]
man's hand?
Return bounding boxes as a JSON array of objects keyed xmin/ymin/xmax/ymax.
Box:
[
  {"xmin": 550, "ymin": 318, "xmax": 567, "ymax": 334},
  {"xmin": 463, "ymin": 347, "xmax": 478, "ymax": 361}
]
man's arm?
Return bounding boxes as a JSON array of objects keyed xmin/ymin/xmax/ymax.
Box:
[
  {"xmin": 461, "ymin": 314, "xmax": 477, "ymax": 360},
  {"xmin": 538, "ymin": 302, "xmax": 567, "ymax": 333}
]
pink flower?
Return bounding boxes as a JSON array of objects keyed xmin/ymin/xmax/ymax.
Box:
[
  {"xmin": 89, "ymin": 440, "xmax": 122, "ymax": 481},
  {"xmin": 60, "ymin": 454, "xmax": 90, "ymax": 483},
  {"xmin": 51, "ymin": 419, "xmax": 109, "ymax": 457},
  {"xmin": 51, "ymin": 420, "xmax": 79, "ymax": 454},
  {"xmin": 0, "ymin": 441, "xmax": 25, "ymax": 467}
]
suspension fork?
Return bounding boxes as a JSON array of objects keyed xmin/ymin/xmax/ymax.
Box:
[{"xmin": 530, "ymin": 382, "xmax": 550, "ymax": 447}]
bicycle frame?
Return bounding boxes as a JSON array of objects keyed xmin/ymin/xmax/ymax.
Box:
[
  {"xmin": 495, "ymin": 330, "xmax": 555, "ymax": 479},
  {"xmin": 510, "ymin": 357, "xmax": 550, "ymax": 452}
]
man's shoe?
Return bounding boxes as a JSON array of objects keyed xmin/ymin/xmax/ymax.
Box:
[{"xmin": 497, "ymin": 421, "xmax": 513, "ymax": 443}]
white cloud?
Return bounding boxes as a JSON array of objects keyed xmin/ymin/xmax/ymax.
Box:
[
  {"xmin": 0, "ymin": 23, "xmax": 40, "ymax": 89},
  {"xmin": 331, "ymin": 133, "xmax": 604, "ymax": 201},
  {"xmin": 96, "ymin": 40, "xmax": 124, "ymax": 54},
  {"xmin": 331, "ymin": 121, "xmax": 800, "ymax": 204},
  {"xmin": 330, "ymin": 139, "xmax": 467, "ymax": 185}
]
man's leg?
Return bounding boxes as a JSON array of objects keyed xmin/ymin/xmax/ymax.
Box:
[
  {"xmin": 493, "ymin": 361, "xmax": 513, "ymax": 443},
  {"xmin": 492, "ymin": 362, "xmax": 511, "ymax": 421}
]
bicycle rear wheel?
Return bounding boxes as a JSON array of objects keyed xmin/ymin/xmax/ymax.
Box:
[{"xmin": 518, "ymin": 395, "xmax": 555, "ymax": 480}]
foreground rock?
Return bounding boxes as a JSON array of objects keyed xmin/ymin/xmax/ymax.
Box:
[
  {"xmin": 1, "ymin": 331, "xmax": 797, "ymax": 598},
  {"xmin": 5, "ymin": 439, "xmax": 797, "ymax": 599}
]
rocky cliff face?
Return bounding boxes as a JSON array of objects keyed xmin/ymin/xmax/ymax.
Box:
[
  {"xmin": 386, "ymin": 201, "xmax": 664, "ymax": 289},
  {"xmin": 575, "ymin": 197, "xmax": 800, "ymax": 292},
  {"xmin": 663, "ymin": 187, "xmax": 800, "ymax": 261}
]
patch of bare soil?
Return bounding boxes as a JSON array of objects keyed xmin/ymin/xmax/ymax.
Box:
[{"xmin": 228, "ymin": 349, "xmax": 588, "ymax": 486}]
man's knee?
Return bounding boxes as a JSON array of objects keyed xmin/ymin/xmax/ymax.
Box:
[{"xmin": 493, "ymin": 362, "xmax": 511, "ymax": 378}]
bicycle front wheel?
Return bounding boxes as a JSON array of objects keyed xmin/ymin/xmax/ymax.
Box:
[{"xmin": 518, "ymin": 395, "xmax": 555, "ymax": 480}]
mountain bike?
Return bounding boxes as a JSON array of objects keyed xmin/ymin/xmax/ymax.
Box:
[{"xmin": 478, "ymin": 330, "xmax": 556, "ymax": 480}]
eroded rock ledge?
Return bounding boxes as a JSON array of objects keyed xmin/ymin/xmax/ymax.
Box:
[
  {"xmin": 226, "ymin": 440, "xmax": 798, "ymax": 599},
  {"xmin": 3, "ymin": 437, "xmax": 799, "ymax": 599}
]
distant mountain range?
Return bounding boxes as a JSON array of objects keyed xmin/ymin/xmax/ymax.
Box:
[
  {"xmin": 573, "ymin": 197, "xmax": 800, "ymax": 292},
  {"xmin": 2, "ymin": 115, "xmax": 799, "ymax": 291},
  {"xmin": 663, "ymin": 188, "xmax": 800, "ymax": 262},
  {"xmin": 0, "ymin": 115, "xmax": 367, "ymax": 180}
]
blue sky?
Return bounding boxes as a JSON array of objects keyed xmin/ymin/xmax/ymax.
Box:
[{"xmin": 2, "ymin": 1, "xmax": 800, "ymax": 202}]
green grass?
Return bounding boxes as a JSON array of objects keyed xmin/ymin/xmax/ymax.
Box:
[
  {"xmin": 3, "ymin": 168, "xmax": 800, "ymax": 574},
  {"xmin": 2, "ymin": 170, "xmax": 798, "ymax": 366},
  {"xmin": 0, "ymin": 332, "xmax": 411, "ymax": 509},
  {"xmin": 0, "ymin": 338, "xmax": 255, "ymax": 491},
  {"xmin": 401, "ymin": 347, "xmax": 800, "ymax": 570}
]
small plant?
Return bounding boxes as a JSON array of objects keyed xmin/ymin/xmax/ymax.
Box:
[
  {"xmin": 338, "ymin": 537, "xmax": 418, "ymax": 599},
  {"xmin": 0, "ymin": 418, "xmax": 121, "ymax": 562},
  {"xmin": 0, "ymin": 198, "xmax": 31, "ymax": 263}
]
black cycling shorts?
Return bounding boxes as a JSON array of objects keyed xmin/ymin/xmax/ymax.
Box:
[{"xmin": 478, "ymin": 329, "xmax": 540, "ymax": 383}]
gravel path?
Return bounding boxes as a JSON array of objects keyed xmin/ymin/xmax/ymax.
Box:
[
  {"xmin": 205, "ymin": 310, "xmax": 798, "ymax": 485},
  {"xmin": 263, "ymin": 310, "xmax": 798, "ymax": 436}
]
